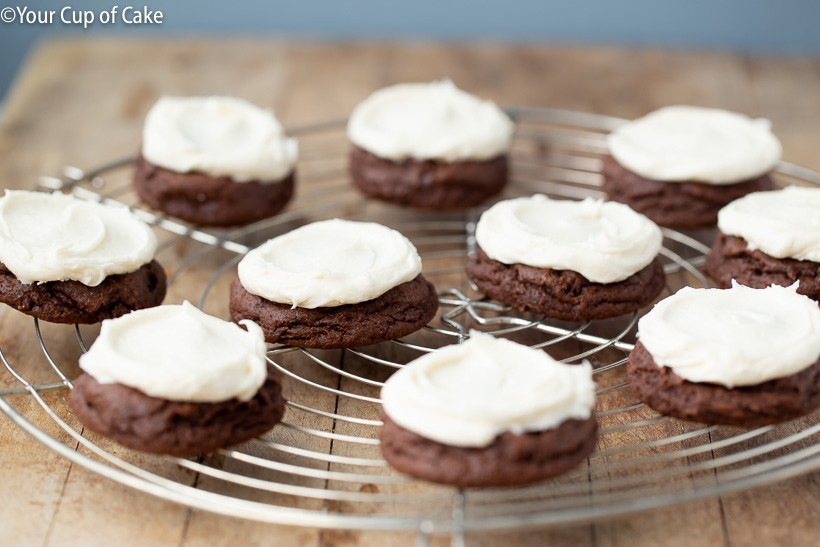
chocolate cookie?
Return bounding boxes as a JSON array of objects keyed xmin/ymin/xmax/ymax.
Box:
[
  {"xmin": 133, "ymin": 154, "xmax": 295, "ymax": 227},
  {"xmin": 69, "ymin": 364, "xmax": 285, "ymax": 457},
  {"xmin": 704, "ymin": 231, "xmax": 820, "ymax": 301},
  {"xmin": 229, "ymin": 274, "xmax": 439, "ymax": 349},
  {"xmin": 627, "ymin": 341, "xmax": 820, "ymax": 427},
  {"xmin": 349, "ymin": 146, "xmax": 507, "ymax": 210},
  {"xmin": 602, "ymin": 155, "xmax": 776, "ymax": 229},
  {"xmin": 465, "ymin": 249, "xmax": 665, "ymax": 322},
  {"xmin": 0, "ymin": 260, "xmax": 166, "ymax": 324},
  {"xmin": 380, "ymin": 412, "xmax": 597, "ymax": 487}
]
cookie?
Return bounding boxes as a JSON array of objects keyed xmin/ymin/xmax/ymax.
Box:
[
  {"xmin": 704, "ymin": 232, "xmax": 820, "ymax": 301},
  {"xmin": 602, "ymin": 155, "xmax": 775, "ymax": 229},
  {"xmin": 134, "ymin": 154, "xmax": 295, "ymax": 227},
  {"xmin": 627, "ymin": 341, "xmax": 820, "ymax": 427},
  {"xmin": 69, "ymin": 364, "xmax": 285, "ymax": 457},
  {"xmin": 0, "ymin": 190, "xmax": 165, "ymax": 324},
  {"xmin": 349, "ymin": 145, "xmax": 507, "ymax": 210},
  {"xmin": 0, "ymin": 260, "xmax": 166, "ymax": 324},
  {"xmin": 69, "ymin": 302, "xmax": 284, "ymax": 456},
  {"xmin": 705, "ymin": 186, "xmax": 820, "ymax": 300},
  {"xmin": 135, "ymin": 96, "xmax": 298, "ymax": 227},
  {"xmin": 467, "ymin": 195, "xmax": 665, "ymax": 321},
  {"xmin": 347, "ymin": 81, "xmax": 513, "ymax": 209},
  {"xmin": 231, "ymin": 219, "xmax": 438, "ymax": 349},
  {"xmin": 230, "ymin": 274, "xmax": 438, "ymax": 349},
  {"xmin": 379, "ymin": 332, "xmax": 598, "ymax": 487},
  {"xmin": 604, "ymin": 106, "xmax": 781, "ymax": 229},
  {"xmin": 380, "ymin": 413, "xmax": 597, "ymax": 488},
  {"xmin": 628, "ymin": 283, "xmax": 820, "ymax": 427}
]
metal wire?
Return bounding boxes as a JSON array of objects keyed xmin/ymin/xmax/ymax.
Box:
[{"xmin": 3, "ymin": 107, "xmax": 820, "ymax": 541}]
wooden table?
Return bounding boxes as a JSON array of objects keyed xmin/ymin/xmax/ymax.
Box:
[{"xmin": 2, "ymin": 39, "xmax": 820, "ymax": 547}]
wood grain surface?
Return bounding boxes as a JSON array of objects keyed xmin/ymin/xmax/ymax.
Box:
[{"xmin": 2, "ymin": 39, "xmax": 820, "ymax": 546}]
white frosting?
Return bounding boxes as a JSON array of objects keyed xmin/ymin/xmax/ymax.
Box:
[
  {"xmin": 381, "ymin": 331, "xmax": 596, "ymax": 448},
  {"xmin": 638, "ymin": 282, "xmax": 820, "ymax": 388},
  {"xmin": 475, "ymin": 195, "xmax": 663, "ymax": 284},
  {"xmin": 718, "ymin": 185, "xmax": 820, "ymax": 262},
  {"xmin": 347, "ymin": 80, "xmax": 514, "ymax": 161},
  {"xmin": 607, "ymin": 105, "xmax": 781, "ymax": 184},
  {"xmin": 79, "ymin": 302, "xmax": 268, "ymax": 402},
  {"xmin": 0, "ymin": 190, "xmax": 157, "ymax": 286},
  {"xmin": 142, "ymin": 96, "xmax": 298, "ymax": 183},
  {"xmin": 237, "ymin": 219, "xmax": 422, "ymax": 309}
]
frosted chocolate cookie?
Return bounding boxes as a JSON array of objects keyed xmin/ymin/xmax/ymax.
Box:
[
  {"xmin": 379, "ymin": 332, "xmax": 597, "ymax": 487},
  {"xmin": 603, "ymin": 106, "xmax": 780, "ymax": 229},
  {"xmin": 134, "ymin": 96, "xmax": 297, "ymax": 227},
  {"xmin": 0, "ymin": 190, "xmax": 166, "ymax": 324},
  {"xmin": 69, "ymin": 302, "xmax": 285, "ymax": 456},
  {"xmin": 229, "ymin": 219, "xmax": 438, "ymax": 349},
  {"xmin": 465, "ymin": 195, "xmax": 665, "ymax": 322},
  {"xmin": 704, "ymin": 186, "xmax": 820, "ymax": 300},
  {"xmin": 627, "ymin": 283, "xmax": 820, "ymax": 427},
  {"xmin": 347, "ymin": 81, "xmax": 513, "ymax": 210}
]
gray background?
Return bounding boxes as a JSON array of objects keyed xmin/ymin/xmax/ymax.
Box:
[{"xmin": 3, "ymin": 0, "xmax": 820, "ymax": 101}]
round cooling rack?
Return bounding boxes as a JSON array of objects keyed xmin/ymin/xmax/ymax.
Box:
[{"xmin": 3, "ymin": 107, "xmax": 820, "ymax": 544}]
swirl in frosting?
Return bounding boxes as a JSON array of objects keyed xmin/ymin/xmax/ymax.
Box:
[
  {"xmin": 381, "ymin": 331, "xmax": 596, "ymax": 447},
  {"xmin": 142, "ymin": 95, "xmax": 298, "ymax": 183},
  {"xmin": 79, "ymin": 302, "xmax": 268, "ymax": 402},
  {"xmin": 347, "ymin": 80, "xmax": 514, "ymax": 162},
  {"xmin": 237, "ymin": 219, "xmax": 422, "ymax": 308},
  {"xmin": 476, "ymin": 195, "xmax": 663, "ymax": 284},
  {"xmin": 638, "ymin": 282, "xmax": 820, "ymax": 388},
  {"xmin": 0, "ymin": 190, "xmax": 157, "ymax": 286},
  {"xmin": 607, "ymin": 105, "xmax": 781, "ymax": 184},
  {"xmin": 718, "ymin": 185, "xmax": 820, "ymax": 262}
]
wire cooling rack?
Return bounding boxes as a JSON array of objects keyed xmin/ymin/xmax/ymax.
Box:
[{"xmin": 2, "ymin": 107, "xmax": 820, "ymax": 544}]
